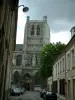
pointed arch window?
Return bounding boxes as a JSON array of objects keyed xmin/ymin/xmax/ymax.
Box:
[
  {"xmin": 36, "ymin": 25, "xmax": 40, "ymax": 35},
  {"xmin": 31, "ymin": 25, "xmax": 34, "ymax": 35},
  {"xmin": 32, "ymin": 25, "xmax": 34, "ymax": 30},
  {"xmin": 13, "ymin": 71, "xmax": 20, "ymax": 84}
]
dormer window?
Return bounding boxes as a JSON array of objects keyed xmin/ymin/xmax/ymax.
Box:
[
  {"xmin": 74, "ymin": 28, "xmax": 75, "ymax": 32},
  {"xmin": 36, "ymin": 25, "xmax": 40, "ymax": 35}
]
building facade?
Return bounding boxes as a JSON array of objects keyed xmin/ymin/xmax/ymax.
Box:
[
  {"xmin": 47, "ymin": 28, "xmax": 75, "ymax": 100},
  {"xmin": 12, "ymin": 16, "xmax": 50, "ymax": 89},
  {"xmin": 0, "ymin": 0, "xmax": 19, "ymax": 100}
]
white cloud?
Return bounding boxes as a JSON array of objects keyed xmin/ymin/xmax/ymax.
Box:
[
  {"xmin": 16, "ymin": 27, "xmax": 24, "ymax": 44},
  {"xmin": 51, "ymin": 31, "xmax": 71, "ymax": 44},
  {"xmin": 16, "ymin": 8, "xmax": 27, "ymax": 44},
  {"xmin": 17, "ymin": 9, "xmax": 27, "ymax": 27}
]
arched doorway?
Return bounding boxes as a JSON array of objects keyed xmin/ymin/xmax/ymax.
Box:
[
  {"xmin": 34, "ymin": 71, "xmax": 47, "ymax": 88},
  {"xmin": 34, "ymin": 71, "xmax": 41, "ymax": 85},
  {"xmin": 13, "ymin": 71, "xmax": 20, "ymax": 84},
  {"xmin": 23, "ymin": 73, "xmax": 31, "ymax": 90}
]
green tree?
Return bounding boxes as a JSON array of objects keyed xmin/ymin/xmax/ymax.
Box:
[{"xmin": 40, "ymin": 42, "xmax": 66, "ymax": 79}]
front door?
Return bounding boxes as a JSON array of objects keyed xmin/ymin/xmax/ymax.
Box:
[
  {"xmin": 73, "ymin": 79, "xmax": 75, "ymax": 100},
  {"xmin": 24, "ymin": 82, "xmax": 30, "ymax": 91},
  {"xmin": 68, "ymin": 80, "xmax": 71, "ymax": 100}
]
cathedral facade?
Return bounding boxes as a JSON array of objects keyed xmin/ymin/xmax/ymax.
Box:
[{"xmin": 11, "ymin": 16, "xmax": 50, "ymax": 88}]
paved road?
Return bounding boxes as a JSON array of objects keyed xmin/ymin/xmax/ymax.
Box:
[{"xmin": 10, "ymin": 91, "xmax": 43, "ymax": 100}]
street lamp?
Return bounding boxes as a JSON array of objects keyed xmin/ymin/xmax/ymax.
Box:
[{"xmin": 18, "ymin": 5, "xmax": 29, "ymax": 12}]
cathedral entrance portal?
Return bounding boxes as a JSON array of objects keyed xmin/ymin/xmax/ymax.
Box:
[
  {"xmin": 23, "ymin": 73, "xmax": 32, "ymax": 90},
  {"xmin": 13, "ymin": 71, "xmax": 20, "ymax": 84}
]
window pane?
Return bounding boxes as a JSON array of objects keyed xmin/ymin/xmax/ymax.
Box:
[
  {"xmin": 37, "ymin": 25, "xmax": 40, "ymax": 30},
  {"xmin": 31, "ymin": 31, "xmax": 34, "ymax": 35},
  {"xmin": 32, "ymin": 25, "xmax": 34, "ymax": 30},
  {"xmin": 16, "ymin": 55, "xmax": 22, "ymax": 66},
  {"xmin": 36, "ymin": 31, "xmax": 40, "ymax": 35},
  {"xmin": 36, "ymin": 25, "xmax": 40, "ymax": 35},
  {"xmin": 72, "ymin": 49, "xmax": 75, "ymax": 67}
]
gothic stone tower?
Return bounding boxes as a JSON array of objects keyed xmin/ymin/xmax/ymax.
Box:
[
  {"xmin": 12, "ymin": 16, "xmax": 50, "ymax": 88},
  {"xmin": 22, "ymin": 16, "xmax": 50, "ymax": 76}
]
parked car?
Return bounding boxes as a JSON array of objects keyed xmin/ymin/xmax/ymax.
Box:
[
  {"xmin": 20, "ymin": 87, "xmax": 25, "ymax": 94},
  {"xmin": 40, "ymin": 89, "xmax": 46, "ymax": 99},
  {"xmin": 11, "ymin": 88, "xmax": 21, "ymax": 96},
  {"xmin": 34, "ymin": 86, "xmax": 42, "ymax": 92},
  {"xmin": 44, "ymin": 91, "xmax": 57, "ymax": 100}
]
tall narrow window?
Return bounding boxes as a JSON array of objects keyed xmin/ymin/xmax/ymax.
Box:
[
  {"xmin": 72, "ymin": 49, "xmax": 75, "ymax": 67},
  {"xmin": 67, "ymin": 53, "xmax": 70, "ymax": 70},
  {"xmin": 31, "ymin": 25, "xmax": 34, "ymax": 35},
  {"xmin": 60, "ymin": 61, "xmax": 62, "ymax": 73},
  {"xmin": 16, "ymin": 55, "xmax": 22, "ymax": 66},
  {"xmin": 56, "ymin": 64, "xmax": 57, "ymax": 75},
  {"xmin": 58, "ymin": 63, "xmax": 59, "ymax": 74},
  {"xmin": 62, "ymin": 58, "xmax": 65, "ymax": 72},
  {"xmin": 36, "ymin": 55, "xmax": 39, "ymax": 65},
  {"xmin": 59, "ymin": 79, "xmax": 65, "ymax": 95},
  {"xmin": 32, "ymin": 25, "xmax": 34, "ymax": 30},
  {"xmin": 36, "ymin": 25, "xmax": 40, "ymax": 35}
]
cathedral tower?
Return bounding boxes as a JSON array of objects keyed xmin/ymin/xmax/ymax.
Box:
[{"xmin": 23, "ymin": 16, "xmax": 50, "ymax": 75}]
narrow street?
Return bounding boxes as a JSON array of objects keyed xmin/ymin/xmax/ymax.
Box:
[{"xmin": 10, "ymin": 91, "xmax": 43, "ymax": 100}]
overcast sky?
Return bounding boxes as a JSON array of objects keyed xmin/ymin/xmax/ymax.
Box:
[{"xmin": 16, "ymin": 0, "xmax": 75, "ymax": 44}]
